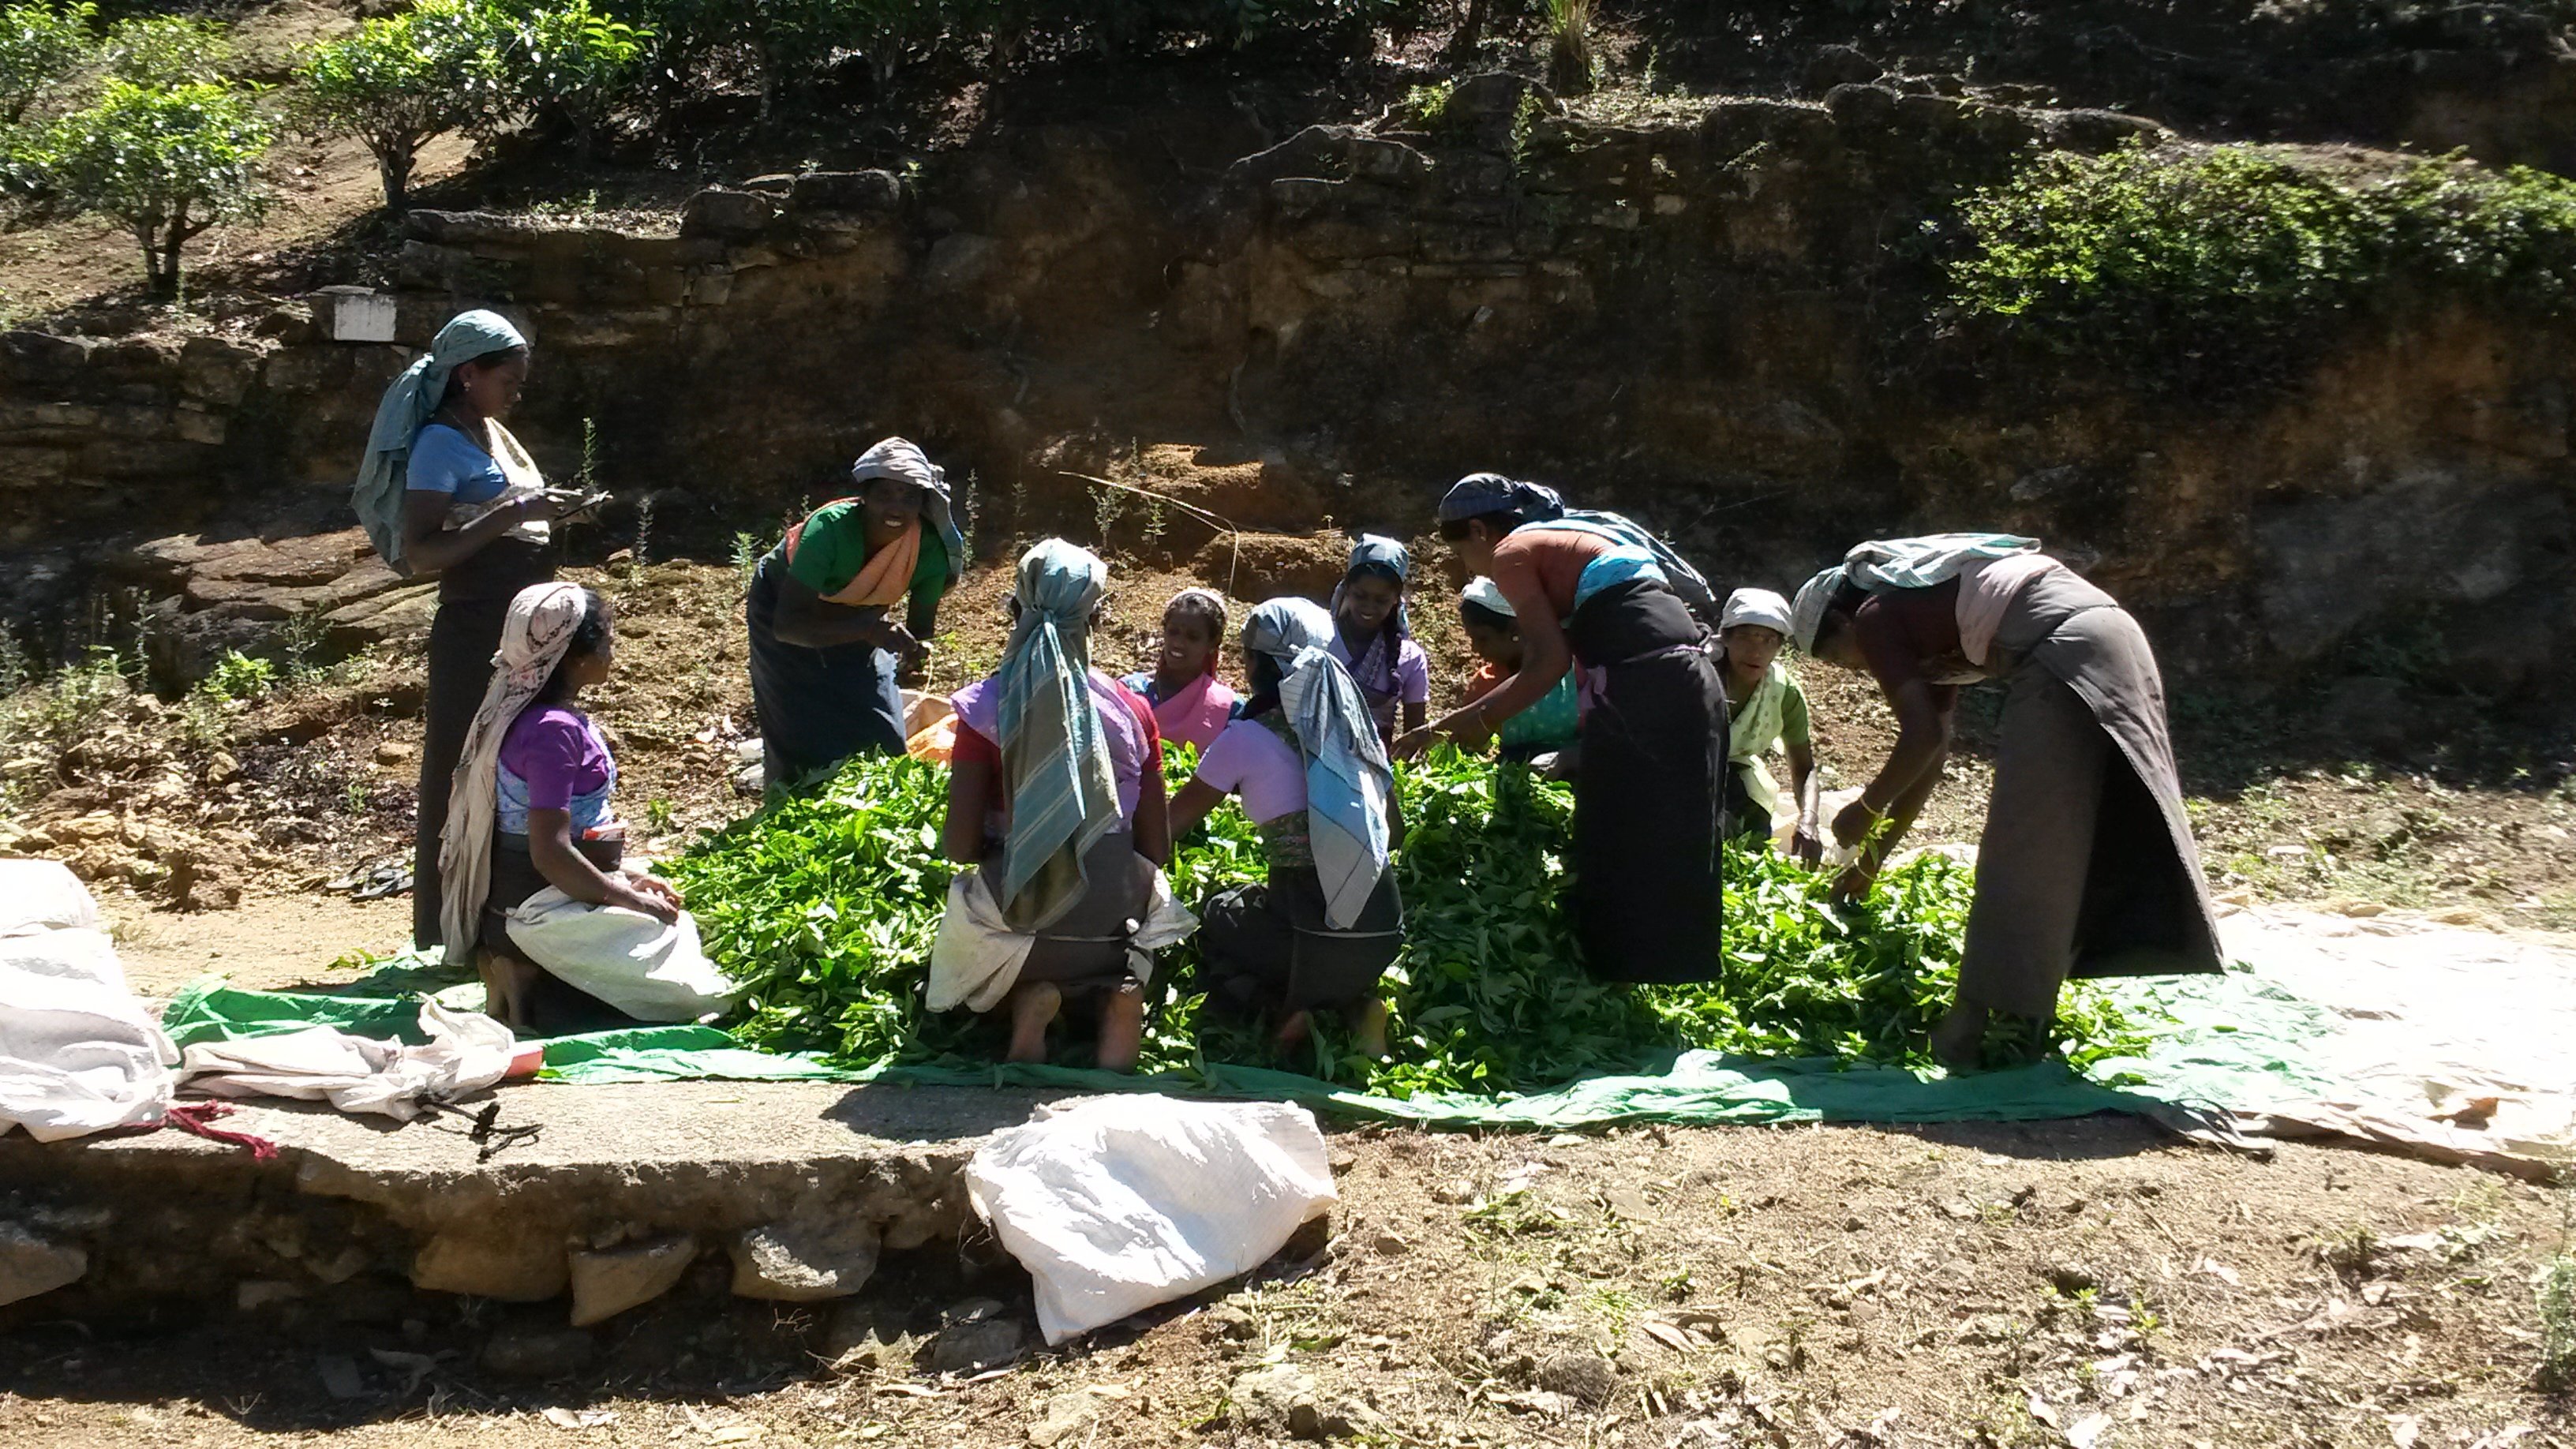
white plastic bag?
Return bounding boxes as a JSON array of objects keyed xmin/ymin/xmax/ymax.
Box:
[
  {"xmin": 964, "ymin": 1095, "xmax": 1337, "ymax": 1346},
  {"xmin": 180, "ymin": 1000, "xmax": 517, "ymax": 1121},
  {"xmin": 0, "ymin": 859, "xmax": 102, "ymax": 937},
  {"xmin": 0, "ymin": 872, "xmax": 177, "ymax": 1143}
]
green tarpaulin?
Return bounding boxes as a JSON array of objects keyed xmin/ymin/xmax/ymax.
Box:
[{"xmin": 157, "ymin": 958, "xmax": 2343, "ymax": 1132}]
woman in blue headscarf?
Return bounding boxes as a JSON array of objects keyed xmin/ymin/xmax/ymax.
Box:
[
  {"xmin": 1169, "ymin": 598, "xmax": 1404, "ymax": 1056},
  {"xmin": 352, "ymin": 309, "xmax": 574, "ymax": 952},
  {"xmin": 927, "ymin": 540, "xmax": 1178, "ymax": 1071},
  {"xmin": 1327, "ymin": 534, "xmax": 1429, "ymax": 745}
]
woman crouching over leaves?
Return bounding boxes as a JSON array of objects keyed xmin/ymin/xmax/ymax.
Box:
[
  {"xmin": 927, "ymin": 541, "xmax": 1194, "ymax": 1071},
  {"xmin": 1168, "ymin": 598, "xmax": 1403, "ymax": 1058},
  {"xmin": 1790, "ymin": 534, "xmax": 2222, "ymax": 1071},
  {"xmin": 443, "ymin": 584, "xmax": 737, "ymax": 1032}
]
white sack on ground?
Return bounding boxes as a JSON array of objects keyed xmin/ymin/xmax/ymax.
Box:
[
  {"xmin": 502, "ymin": 892, "xmax": 737, "ymax": 1023},
  {"xmin": 0, "ymin": 866, "xmax": 176, "ymax": 1142},
  {"xmin": 964, "ymin": 1095, "xmax": 1337, "ymax": 1346},
  {"xmin": 2220, "ymin": 906, "xmax": 2576, "ymax": 1173},
  {"xmin": 0, "ymin": 859, "xmax": 101, "ymax": 937},
  {"xmin": 180, "ymin": 1000, "xmax": 515, "ymax": 1121}
]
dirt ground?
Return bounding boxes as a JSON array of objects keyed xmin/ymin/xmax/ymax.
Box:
[{"xmin": 4, "ymin": 1121, "xmax": 2570, "ymax": 1447}]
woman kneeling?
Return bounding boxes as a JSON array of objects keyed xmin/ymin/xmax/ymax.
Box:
[
  {"xmin": 1169, "ymin": 598, "xmax": 1402, "ymax": 1056},
  {"xmin": 444, "ymin": 584, "xmax": 736, "ymax": 1032},
  {"xmin": 927, "ymin": 540, "xmax": 1183, "ymax": 1071}
]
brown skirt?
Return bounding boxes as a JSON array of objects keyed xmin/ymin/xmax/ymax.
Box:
[{"xmin": 1960, "ymin": 568, "xmax": 2225, "ymax": 1018}]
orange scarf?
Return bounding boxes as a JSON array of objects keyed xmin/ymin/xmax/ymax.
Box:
[{"xmin": 787, "ymin": 505, "xmax": 921, "ymax": 608}]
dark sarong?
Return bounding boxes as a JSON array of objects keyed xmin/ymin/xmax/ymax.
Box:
[
  {"xmin": 1720, "ymin": 766, "xmax": 1773, "ymax": 844},
  {"xmin": 414, "ymin": 537, "xmax": 555, "ymax": 950},
  {"xmin": 1010, "ymin": 830, "xmax": 1154, "ymax": 1002},
  {"xmin": 1961, "ymin": 567, "xmax": 2224, "ymax": 1018},
  {"xmin": 1565, "ymin": 579, "xmax": 1722, "ymax": 983},
  {"xmin": 1200, "ymin": 865, "xmax": 1403, "ymax": 1017},
  {"xmin": 481, "ymin": 831, "xmax": 632, "ymax": 1035},
  {"xmin": 744, "ymin": 550, "xmax": 906, "ymax": 794}
]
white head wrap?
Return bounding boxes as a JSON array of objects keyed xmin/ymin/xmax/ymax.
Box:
[
  {"xmin": 1720, "ymin": 587, "xmax": 1793, "ymax": 635},
  {"xmin": 1461, "ymin": 576, "xmax": 1515, "ymax": 619}
]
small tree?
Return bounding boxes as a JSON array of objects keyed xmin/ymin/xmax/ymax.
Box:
[
  {"xmin": 36, "ymin": 77, "xmax": 271, "ymax": 300},
  {"xmin": 504, "ymin": 0, "xmax": 648, "ymax": 161},
  {"xmin": 296, "ymin": 0, "xmax": 507, "ymax": 212},
  {"xmin": 0, "ymin": 0, "xmax": 95, "ymax": 124}
]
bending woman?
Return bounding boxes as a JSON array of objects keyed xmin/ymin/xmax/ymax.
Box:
[
  {"xmin": 354, "ymin": 310, "xmax": 575, "ymax": 951},
  {"xmin": 927, "ymin": 540, "xmax": 1180, "ymax": 1072},
  {"xmin": 746, "ymin": 437, "xmax": 967, "ymax": 793},
  {"xmin": 1170, "ymin": 598, "xmax": 1402, "ymax": 1055},
  {"xmin": 1789, "ymin": 534, "xmax": 2222, "ymax": 1069},
  {"xmin": 441, "ymin": 583, "xmax": 733, "ymax": 1032},
  {"xmin": 1397, "ymin": 474, "xmax": 1723, "ymax": 983}
]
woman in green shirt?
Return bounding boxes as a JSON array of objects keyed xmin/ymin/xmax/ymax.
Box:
[
  {"xmin": 1719, "ymin": 587, "xmax": 1817, "ymax": 853},
  {"xmin": 745, "ymin": 438, "xmax": 966, "ymax": 792}
]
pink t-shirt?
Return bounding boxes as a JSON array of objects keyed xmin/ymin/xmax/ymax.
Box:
[{"xmin": 1193, "ymin": 717, "xmax": 1307, "ymax": 826}]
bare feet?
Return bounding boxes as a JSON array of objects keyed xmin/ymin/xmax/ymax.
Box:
[
  {"xmin": 1928, "ymin": 1000, "xmax": 1988, "ymax": 1074},
  {"xmin": 1274, "ymin": 1009, "xmax": 1313, "ymax": 1050},
  {"xmin": 1005, "ymin": 982, "xmax": 1061, "ymax": 1064},
  {"xmin": 1352, "ymin": 999, "xmax": 1391, "ymax": 1059},
  {"xmin": 478, "ymin": 949, "xmax": 537, "ymax": 1033},
  {"xmin": 1096, "ymin": 984, "xmax": 1145, "ymax": 1074}
]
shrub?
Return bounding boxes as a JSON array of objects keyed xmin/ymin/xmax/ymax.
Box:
[
  {"xmin": 2543, "ymin": 1251, "xmax": 2574, "ymax": 1391},
  {"xmin": 501, "ymin": 0, "xmax": 650, "ymax": 158},
  {"xmin": 1543, "ymin": 0, "xmax": 1594, "ymax": 95},
  {"xmin": 200, "ymin": 650, "xmax": 275, "ymax": 703},
  {"xmin": 29, "ymin": 77, "xmax": 272, "ymax": 299},
  {"xmin": 295, "ymin": 0, "xmax": 511, "ymax": 211},
  {"xmin": 0, "ymin": 0, "xmax": 93, "ymax": 124},
  {"xmin": 98, "ymin": 13, "xmax": 230, "ymax": 88},
  {"xmin": 1949, "ymin": 140, "xmax": 2576, "ymax": 391}
]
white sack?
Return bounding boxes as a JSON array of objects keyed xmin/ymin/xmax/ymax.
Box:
[
  {"xmin": 180, "ymin": 1000, "xmax": 515, "ymax": 1121},
  {"xmin": 965, "ymin": 1095, "xmax": 1337, "ymax": 1346},
  {"xmin": 0, "ymin": 912, "xmax": 177, "ymax": 1143},
  {"xmin": 0, "ymin": 859, "xmax": 101, "ymax": 937},
  {"xmin": 502, "ymin": 892, "xmax": 736, "ymax": 1023}
]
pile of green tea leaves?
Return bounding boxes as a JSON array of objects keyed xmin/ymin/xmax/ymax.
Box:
[{"xmin": 665, "ymin": 749, "xmax": 2155, "ymax": 1099}]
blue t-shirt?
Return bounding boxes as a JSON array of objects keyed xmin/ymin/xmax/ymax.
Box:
[{"xmin": 405, "ymin": 421, "xmax": 508, "ymax": 504}]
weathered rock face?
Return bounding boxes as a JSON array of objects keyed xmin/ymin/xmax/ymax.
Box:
[{"xmin": 1, "ymin": 91, "xmax": 2568, "ymax": 700}]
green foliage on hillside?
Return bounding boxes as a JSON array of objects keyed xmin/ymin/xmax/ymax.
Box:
[{"xmin": 1949, "ymin": 140, "xmax": 2576, "ymax": 388}]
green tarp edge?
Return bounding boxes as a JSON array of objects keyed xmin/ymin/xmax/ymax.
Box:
[{"xmin": 158, "ymin": 962, "xmax": 2347, "ymax": 1132}]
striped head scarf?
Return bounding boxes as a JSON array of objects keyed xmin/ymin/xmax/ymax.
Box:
[
  {"xmin": 988, "ymin": 539, "xmax": 1119, "ymax": 931},
  {"xmin": 440, "ymin": 582, "xmax": 593, "ymax": 957},
  {"xmin": 1243, "ymin": 597, "xmax": 1393, "ymax": 930}
]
